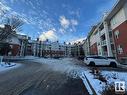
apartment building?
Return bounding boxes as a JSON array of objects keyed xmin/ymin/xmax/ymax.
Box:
[
  {"xmin": 83, "ymin": 39, "xmax": 90, "ymax": 56},
  {"xmin": 17, "ymin": 34, "xmax": 29, "ymax": 56},
  {"xmin": 88, "ymin": 26, "xmax": 98, "ymax": 55},
  {"xmin": 28, "ymin": 39, "xmax": 72, "ymax": 58},
  {"xmin": 42, "ymin": 41, "xmax": 65, "ymax": 57},
  {"xmin": 63, "ymin": 42, "xmax": 72, "ymax": 57},
  {"xmin": 85, "ymin": 21, "xmax": 114, "ymax": 57},
  {"xmin": 83, "ymin": 0, "xmax": 127, "ymax": 62},
  {"xmin": 106, "ymin": 0, "xmax": 127, "ymax": 61},
  {"xmin": 0, "ymin": 25, "xmax": 21, "ymax": 56},
  {"xmin": 71, "ymin": 41, "xmax": 84, "ymax": 57},
  {"xmin": 43, "ymin": 41, "xmax": 72, "ymax": 57},
  {"xmin": 96, "ymin": 20, "xmax": 114, "ymax": 57}
]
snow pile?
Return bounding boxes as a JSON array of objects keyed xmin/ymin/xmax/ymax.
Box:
[
  {"xmin": 84, "ymin": 70, "xmax": 127, "ymax": 95},
  {"xmin": 84, "ymin": 70, "xmax": 105, "ymax": 95},
  {"xmin": 102, "ymin": 71, "xmax": 127, "ymax": 88},
  {"xmin": 0, "ymin": 62, "xmax": 21, "ymax": 72}
]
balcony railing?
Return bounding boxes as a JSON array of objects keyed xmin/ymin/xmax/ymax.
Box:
[
  {"xmin": 101, "ymin": 40, "xmax": 106, "ymax": 46},
  {"xmin": 110, "ymin": 38, "xmax": 113, "ymax": 44},
  {"xmin": 102, "ymin": 51, "xmax": 108, "ymax": 57},
  {"xmin": 100, "ymin": 29, "xmax": 105, "ymax": 35}
]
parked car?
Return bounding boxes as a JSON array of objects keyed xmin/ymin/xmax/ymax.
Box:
[
  {"xmin": 106, "ymin": 57, "xmax": 116, "ymax": 59},
  {"xmin": 84, "ymin": 56, "xmax": 118, "ymax": 67}
]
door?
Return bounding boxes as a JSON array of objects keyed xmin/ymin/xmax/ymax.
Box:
[{"xmin": 98, "ymin": 56, "xmax": 109, "ymax": 65}]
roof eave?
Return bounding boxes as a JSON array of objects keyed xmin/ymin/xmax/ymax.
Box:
[{"xmin": 105, "ymin": 0, "xmax": 126, "ymax": 21}]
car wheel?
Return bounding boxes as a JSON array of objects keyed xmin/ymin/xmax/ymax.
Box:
[
  {"xmin": 89, "ymin": 62, "xmax": 95, "ymax": 66},
  {"xmin": 110, "ymin": 62, "xmax": 117, "ymax": 68}
]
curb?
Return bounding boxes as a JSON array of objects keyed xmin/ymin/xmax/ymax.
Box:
[
  {"xmin": 118, "ymin": 64, "xmax": 127, "ymax": 69},
  {"xmin": 81, "ymin": 73, "xmax": 97, "ymax": 95}
]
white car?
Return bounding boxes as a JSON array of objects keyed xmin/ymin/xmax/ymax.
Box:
[{"xmin": 84, "ymin": 56, "xmax": 118, "ymax": 67}]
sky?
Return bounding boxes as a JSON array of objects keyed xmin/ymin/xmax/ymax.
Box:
[{"xmin": 0, "ymin": 0, "xmax": 117, "ymax": 43}]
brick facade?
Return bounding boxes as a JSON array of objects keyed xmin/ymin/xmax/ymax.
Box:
[
  {"xmin": 11, "ymin": 44, "xmax": 20, "ymax": 56},
  {"xmin": 113, "ymin": 20, "xmax": 127, "ymax": 59},
  {"xmin": 90, "ymin": 43, "xmax": 98, "ymax": 55}
]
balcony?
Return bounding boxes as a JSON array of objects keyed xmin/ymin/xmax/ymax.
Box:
[
  {"xmin": 110, "ymin": 38, "xmax": 113, "ymax": 44},
  {"xmin": 100, "ymin": 29, "xmax": 105, "ymax": 36},
  {"xmin": 101, "ymin": 40, "xmax": 106, "ymax": 46},
  {"xmin": 102, "ymin": 51, "xmax": 108, "ymax": 57}
]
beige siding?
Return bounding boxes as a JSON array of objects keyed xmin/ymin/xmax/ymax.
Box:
[
  {"xmin": 110, "ymin": 8, "xmax": 126, "ymax": 30},
  {"xmin": 123, "ymin": 2, "xmax": 127, "ymax": 20}
]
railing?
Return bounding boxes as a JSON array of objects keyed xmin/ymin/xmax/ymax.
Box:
[
  {"xmin": 101, "ymin": 40, "xmax": 106, "ymax": 46},
  {"xmin": 100, "ymin": 29, "xmax": 105, "ymax": 35},
  {"xmin": 110, "ymin": 38, "xmax": 113, "ymax": 44},
  {"xmin": 102, "ymin": 51, "xmax": 108, "ymax": 57}
]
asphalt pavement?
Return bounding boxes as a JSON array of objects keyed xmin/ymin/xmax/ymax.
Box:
[{"xmin": 0, "ymin": 60, "xmax": 88, "ymax": 95}]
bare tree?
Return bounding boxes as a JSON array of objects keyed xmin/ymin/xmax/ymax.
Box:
[
  {"xmin": 0, "ymin": 2, "xmax": 9, "ymax": 17},
  {"xmin": 4, "ymin": 16, "xmax": 24, "ymax": 32},
  {"xmin": 0, "ymin": 16, "xmax": 24, "ymax": 41}
]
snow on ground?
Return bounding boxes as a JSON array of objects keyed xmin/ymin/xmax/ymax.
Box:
[
  {"xmin": 32, "ymin": 58, "xmax": 127, "ymax": 94},
  {"xmin": 102, "ymin": 71, "xmax": 127, "ymax": 88},
  {"xmin": 33, "ymin": 58, "xmax": 99, "ymax": 94},
  {"xmin": 24, "ymin": 56, "xmax": 39, "ymax": 59},
  {"xmin": 0, "ymin": 62, "xmax": 21, "ymax": 72},
  {"xmin": 84, "ymin": 70, "xmax": 127, "ymax": 95},
  {"xmin": 3, "ymin": 56, "xmax": 39, "ymax": 60},
  {"xmin": 33, "ymin": 58, "xmax": 85, "ymax": 77},
  {"xmin": 84, "ymin": 70, "xmax": 105, "ymax": 95}
]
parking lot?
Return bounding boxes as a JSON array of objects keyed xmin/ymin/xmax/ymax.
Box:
[
  {"xmin": 0, "ymin": 59, "xmax": 89, "ymax": 95},
  {"xmin": 0, "ymin": 57, "xmax": 127, "ymax": 95}
]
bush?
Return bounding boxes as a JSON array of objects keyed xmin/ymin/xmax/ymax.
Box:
[
  {"xmin": 90, "ymin": 68, "xmax": 107, "ymax": 83},
  {"xmin": 101, "ymin": 83, "xmax": 115, "ymax": 95}
]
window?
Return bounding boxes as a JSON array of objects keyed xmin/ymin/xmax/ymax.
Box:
[
  {"xmin": 115, "ymin": 30, "xmax": 120, "ymax": 39},
  {"xmin": 111, "ymin": 17, "xmax": 116, "ymax": 25},
  {"xmin": 99, "ymin": 49, "xmax": 101, "ymax": 55},
  {"xmin": 98, "ymin": 42, "xmax": 100, "ymax": 46},
  {"xmin": 117, "ymin": 45, "xmax": 123, "ymax": 54}
]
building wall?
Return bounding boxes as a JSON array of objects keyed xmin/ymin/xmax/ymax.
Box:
[
  {"xmin": 4, "ymin": 34, "xmax": 21, "ymax": 56},
  {"xmin": 32, "ymin": 41, "xmax": 71, "ymax": 57},
  {"xmin": 26, "ymin": 44, "xmax": 33, "ymax": 55},
  {"xmin": 83, "ymin": 39, "xmax": 91, "ymax": 56},
  {"xmin": 123, "ymin": 2, "xmax": 127, "ymax": 20},
  {"xmin": 6, "ymin": 35, "xmax": 21, "ymax": 45},
  {"xmin": 90, "ymin": 31, "xmax": 98, "ymax": 46},
  {"xmin": 96, "ymin": 31, "xmax": 103, "ymax": 56},
  {"xmin": 11, "ymin": 44, "xmax": 20, "ymax": 56},
  {"xmin": 110, "ymin": 8, "xmax": 126, "ymax": 30},
  {"xmin": 90, "ymin": 42, "xmax": 98, "ymax": 55},
  {"xmin": 89, "ymin": 30, "xmax": 101, "ymax": 56},
  {"xmin": 112, "ymin": 20, "xmax": 127, "ymax": 59},
  {"xmin": 109, "ymin": 1, "xmax": 127, "ymax": 60}
]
